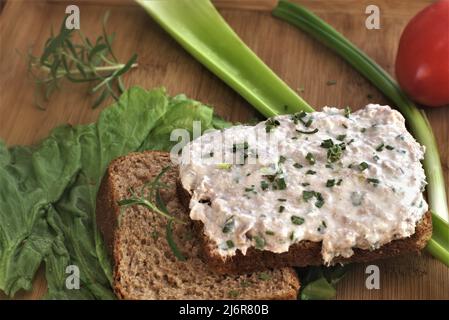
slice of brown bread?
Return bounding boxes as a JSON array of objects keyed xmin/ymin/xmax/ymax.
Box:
[
  {"xmin": 177, "ymin": 181, "xmax": 432, "ymax": 275},
  {"xmin": 96, "ymin": 151, "xmax": 300, "ymax": 299}
]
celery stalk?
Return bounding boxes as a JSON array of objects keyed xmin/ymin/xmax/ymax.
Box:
[
  {"xmin": 135, "ymin": 0, "xmax": 313, "ymax": 116},
  {"xmin": 273, "ymin": 0, "xmax": 449, "ymax": 266}
]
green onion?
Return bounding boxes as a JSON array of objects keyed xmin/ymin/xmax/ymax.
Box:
[
  {"xmin": 273, "ymin": 0, "xmax": 449, "ymax": 266},
  {"xmin": 136, "ymin": 0, "xmax": 312, "ymax": 116}
]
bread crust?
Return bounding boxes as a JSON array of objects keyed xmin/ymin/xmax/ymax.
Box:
[
  {"xmin": 96, "ymin": 151, "xmax": 300, "ymax": 299},
  {"xmin": 177, "ymin": 179, "xmax": 432, "ymax": 274}
]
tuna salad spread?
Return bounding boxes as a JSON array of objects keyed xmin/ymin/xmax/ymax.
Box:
[{"xmin": 179, "ymin": 104, "xmax": 428, "ymax": 264}]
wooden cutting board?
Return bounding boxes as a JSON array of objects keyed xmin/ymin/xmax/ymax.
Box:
[{"xmin": 0, "ymin": 0, "xmax": 448, "ymax": 300}]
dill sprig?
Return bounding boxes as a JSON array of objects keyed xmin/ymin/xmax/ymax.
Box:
[
  {"xmin": 27, "ymin": 11, "xmax": 137, "ymax": 110},
  {"xmin": 117, "ymin": 166, "xmax": 187, "ymax": 261}
]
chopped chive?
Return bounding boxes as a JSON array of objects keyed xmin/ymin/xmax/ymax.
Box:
[
  {"xmin": 265, "ymin": 118, "xmax": 280, "ymax": 132},
  {"xmin": 303, "ymin": 190, "xmax": 315, "ymax": 201},
  {"xmin": 358, "ymin": 162, "xmax": 369, "ymax": 171},
  {"xmin": 244, "ymin": 185, "xmax": 256, "ymax": 192},
  {"xmin": 367, "ymin": 178, "xmax": 380, "ymax": 186},
  {"xmin": 222, "ymin": 216, "xmax": 235, "ymax": 233},
  {"xmin": 289, "ymin": 231, "xmax": 295, "ymax": 241},
  {"xmin": 305, "ymin": 152, "xmax": 316, "ymax": 165},
  {"xmin": 265, "ymin": 230, "xmax": 275, "ymax": 236},
  {"xmin": 386, "ymin": 145, "xmax": 395, "ymax": 150},
  {"xmin": 260, "ymin": 180, "xmax": 269, "ymax": 190},
  {"xmin": 226, "ymin": 240, "xmax": 234, "ymax": 249},
  {"xmin": 327, "ymin": 144, "xmax": 343, "ymax": 163},
  {"xmin": 277, "ymin": 198, "xmax": 287, "ymax": 202},
  {"xmin": 373, "ymin": 155, "xmax": 380, "ymax": 161},
  {"xmin": 296, "ymin": 128, "xmax": 318, "ymax": 134},
  {"xmin": 320, "ymin": 139, "xmax": 334, "ymax": 148},
  {"xmin": 279, "ymin": 155, "xmax": 287, "ymax": 163},
  {"xmin": 293, "ymin": 163, "xmax": 303, "ymax": 169},
  {"xmin": 336, "ymin": 178, "xmax": 343, "ymax": 186},
  {"xmin": 274, "ymin": 177, "xmax": 287, "ymax": 190},
  {"xmin": 254, "ymin": 235, "xmax": 266, "ymax": 250},
  {"xmin": 361, "ymin": 128, "xmax": 367, "ymax": 133},
  {"xmin": 342, "ymin": 123, "xmax": 348, "ymax": 129},
  {"xmin": 291, "ymin": 111, "xmax": 307, "ymax": 124},
  {"xmin": 336, "ymin": 134, "xmax": 346, "ymax": 141},
  {"xmin": 315, "ymin": 192, "xmax": 325, "ymax": 208},
  {"xmin": 376, "ymin": 143, "xmax": 385, "ymax": 152},
  {"xmin": 279, "ymin": 205, "xmax": 285, "ymax": 213},
  {"xmin": 301, "ymin": 182, "xmax": 310, "ymax": 187},
  {"xmin": 306, "ymin": 170, "xmax": 316, "ymax": 175},
  {"xmin": 326, "ymin": 179, "xmax": 335, "ymax": 188},
  {"xmin": 344, "ymin": 106, "xmax": 351, "ymax": 118},
  {"xmin": 291, "ymin": 215, "xmax": 305, "ymax": 225}
]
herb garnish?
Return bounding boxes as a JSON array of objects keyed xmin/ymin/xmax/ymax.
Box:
[
  {"xmin": 320, "ymin": 139, "xmax": 334, "ymax": 148},
  {"xmin": 376, "ymin": 143, "xmax": 385, "ymax": 152},
  {"xmin": 265, "ymin": 118, "xmax": 280, "ymax": 132},
  {"xmin": 302, "ymin": 190, "xmax": 325, "ymax": 207},
  {"xmin": 306, "ymin": 152, "xmax": 316, "ymax": 165},
  {"xmin": 358, "ymin": 162, "xmax": 369, "ymax": 171},
  {"xmin": 336, "ymin": 134, "xmax": 346, "ymax": 141},
  {"xmin": 326, "ymin": 179, "xmax": 335, "ymax": 188},
  {"xmin": 279, "ymin": 205, "xmax": 285, "ymax": 213},
  {"xmin": 260, "ymin": 180, "xmax": 269, "ymax": 190},
  {"xmin": 296, "ymin": 128, "xmax": 319, "ymax": 134},
  {"xmin": 292, "ymin": 111, "xmax": 313, "ymax": 127},
  {"xmin": 226, "ymin": 240, "xmax": 235, "ymax": 249},
  {"xmin": 344, "ymin": 106, "xmax": 351, "ymax": 118},
  {"xmin": 306, "ymin": 170, "xmax": 316, "ymax": 175},
  {"xmin": 222, "ymin": 216, "xmax": 235, "ymax": 233},
  {"xmin": 254, "ymin": 235, "xmax": 266, "ymax": 250},
  {"xmin": 28, "ymin": 12, "xmax": 137, "ymax": 110},
  {"xmin": 367, "ymin": 178, "xmax": 380, "ymax": 186},
  {"xmin": 386, "ymin": 145, "xmax": 395, "ymax": 150},
  {"xmin": 327, "ymin": 143, "xmax": 344, "ymax": 163},
  {"xmin": 293, "ymin": 163, "xmax": 303, "ymax": 169},
  {"xmin": 118, "ymin": 166, "xmax": 186, "ymax": 261},
  {"xmin": 291, "ymin": 215, "xmax": 305, "ymax": 225}
]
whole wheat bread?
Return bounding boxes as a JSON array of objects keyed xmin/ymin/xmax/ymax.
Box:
[
  {"xmin": 96, "ymin": 151, "xmax": 300, "ymax": 299},
  {"xmin": 177, "ymin": 181, "xmax": 432, "ymax": 275}
]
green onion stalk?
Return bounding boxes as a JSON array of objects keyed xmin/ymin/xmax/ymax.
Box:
[
  {"xmin": 135, "ymin": 0, "xmax": 448, "ymax": 270},
  {"xmin": 272, "ymin": 0, "xmax": 449, "ymax": 267}
]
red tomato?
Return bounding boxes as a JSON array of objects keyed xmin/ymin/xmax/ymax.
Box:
[{"xmin": 395, "ymin": 0, "xmax": 449, "ymax": 107}]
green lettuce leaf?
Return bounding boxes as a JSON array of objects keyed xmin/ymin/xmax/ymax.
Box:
[{"xmin": 0, "ymin": 87, "xmax": 229, "ymax": 299}]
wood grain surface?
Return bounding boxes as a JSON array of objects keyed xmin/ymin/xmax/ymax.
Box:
[{"xmin": 0, "ymin": 0, "xmax": 448, "ymax": 300}]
